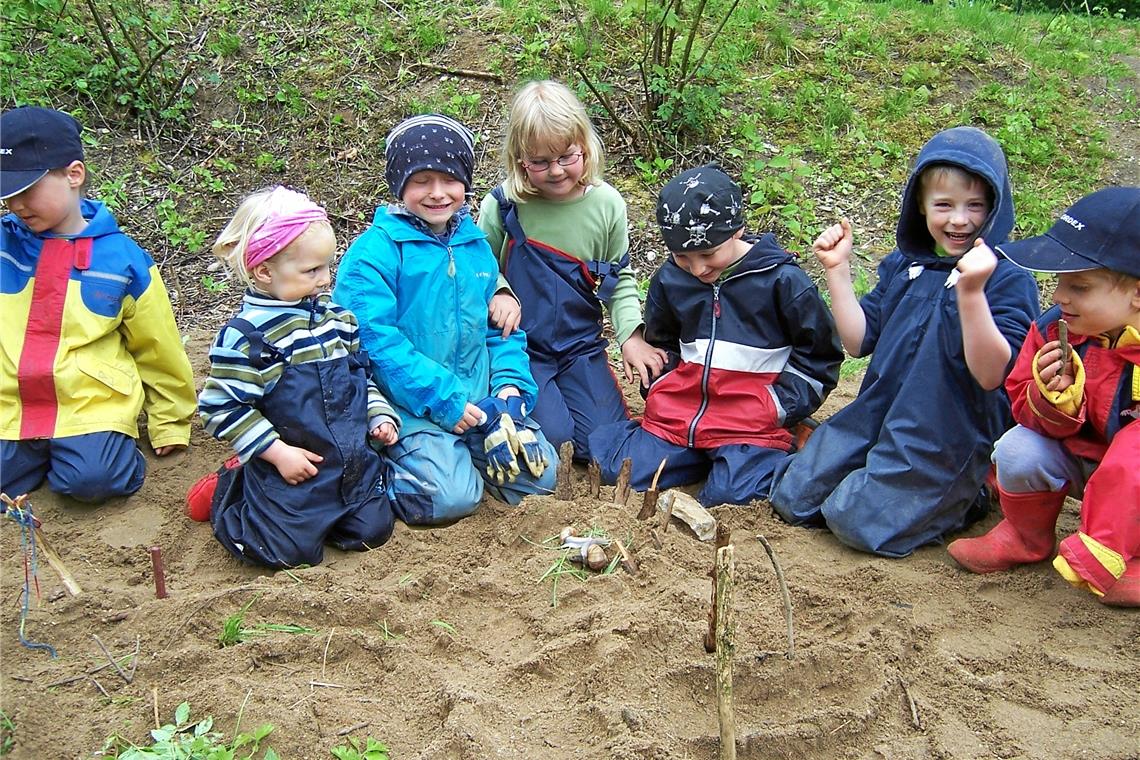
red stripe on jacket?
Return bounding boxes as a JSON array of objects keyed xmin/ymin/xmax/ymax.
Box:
[{"xmin": 18, "ymin": 239, "xmax": 86, "ymax": 438}]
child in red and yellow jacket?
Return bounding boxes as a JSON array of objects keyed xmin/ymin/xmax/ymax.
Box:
[
  {"xmin": 1, "ymin": 106, "xmax": 195, "ymax": 502},
  {"xmin": 949, "ymin": 187, "xmax": 1140, "ymax": 607}
]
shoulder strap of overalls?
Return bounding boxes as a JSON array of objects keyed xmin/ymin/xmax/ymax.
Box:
[
  {"xmin": 227, "ymin": 317, "xmax": 284, "ymax": 371},
  {"xmin": 490, "ymin": 185, "xmax": 528, "ymax": 249}
]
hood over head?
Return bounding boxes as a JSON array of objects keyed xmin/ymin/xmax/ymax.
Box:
[{"xmin": 896, "ymin": 126, "xmax": 1013, "ymax": 263}]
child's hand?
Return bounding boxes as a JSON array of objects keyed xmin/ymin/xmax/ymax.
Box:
[
  {"xmin": 621, "ymin": 331, "xmax": 669, "ymax": 388},
  {"xmin": 489, "ymin": 293, "xmax": 522, "ymax": 338},
  {"xmin": 370, "ymin": 421, "xmax": 399, "ymax": 446},
  {"xmin": 813, "ymin": 219, "xmax": 853, "ymax": 271},
  {"xmin": 1036, "ymin": 340, "xmax": 1075, "ymax": 392},
  {"xmin": 153, "ymin": 444, "xmax": 185, "ymax": 457},
  {"xmin": 452, "ymin": 402, "xmax": 484, "ymax": 434},
  {"xmin": 260, "ymin": 440, "xmax": 323, "ymax": 485},
  {"xmin": 955, "ymin": 238, "xmax": 997, "ymax": 292}
]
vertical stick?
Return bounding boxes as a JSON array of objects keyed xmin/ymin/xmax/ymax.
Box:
[
  {"xmin": 587, "ymin": 460, "xmax": 601, "ymax": 499},
  {"xmin": 756, "ymin": 534, "xmax": 794, "ymax": 659},
  {"xmin": 715, "ymin": 544, "xmax": 736, "ymax": 760},
  {"xmin": 637, "ymin": 457, "xmax": 668, "ymax": 519},
  {"xmin": 149, "ymin": 546, "xmax": 167, "ymax": 599},
  {"xmin": 704, "ymin": 523, "xmax": 732, "ymax": 652},
  {"xmin": 613, "ymin": 458, "xmax": 632, "ymax": 505},
  {"xmin": 657, "ymin": 491, "xmax": 676, "ymax": 534},
  {"xmin": 555, "ymin": 441, "xmax": 575, "ymax": 500}
]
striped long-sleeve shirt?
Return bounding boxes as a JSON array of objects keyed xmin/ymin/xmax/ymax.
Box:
[{"xmin": 199, "ymin": 291, "xmax": 399, "ymax": 462}]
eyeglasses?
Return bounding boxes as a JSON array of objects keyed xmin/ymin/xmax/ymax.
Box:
[{"xmin": 520, "ymin": 151, "xmax": 584, "ymax": 172}]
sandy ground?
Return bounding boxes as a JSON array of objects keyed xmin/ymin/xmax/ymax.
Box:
[{"xmin": 1, "ymin": 331, "xmax": 1137, "ymax": 760}]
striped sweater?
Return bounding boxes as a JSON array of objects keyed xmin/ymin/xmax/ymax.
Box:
[{"xmin": 199, "ymin": 291, "xmax": 399, "ymax": 462}]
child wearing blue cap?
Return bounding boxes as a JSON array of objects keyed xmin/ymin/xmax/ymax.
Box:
[
  {"xmin": 949, "ymin": 186, "xmax": 1140, "ymax": 608},
  {"xmin": 0, "ymin": 106, "xmax": 196, "ymax": 503},
  {"xmin": 335, "ymin": 114, "xmax": 558, "ymax": 525}
]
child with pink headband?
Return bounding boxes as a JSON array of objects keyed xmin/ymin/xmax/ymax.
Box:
[{"xmin": 186, "ymin": 186, "xmax": 400, "ymax": 569}]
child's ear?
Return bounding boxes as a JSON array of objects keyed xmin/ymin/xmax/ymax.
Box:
[
  {"xmin": 64, "ymin": 160, "xmax": 86, "ymax": 189},
  {"xmin": 250, "ymin": 262, "xmax": 273, "ymax": 286}
]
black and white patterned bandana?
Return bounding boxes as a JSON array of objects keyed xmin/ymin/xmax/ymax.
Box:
[
  {"xmin": 384, "ymin": 114, "xmax": 475, "ymax": 199},
  {"xmin": 656, "ymin": 164, "xmax": 744, "ymax": 251}
]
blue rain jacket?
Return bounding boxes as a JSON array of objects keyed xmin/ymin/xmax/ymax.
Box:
[{"xmin": 770, "ymin": 127, "xmax": 1041, "ymax": 557}]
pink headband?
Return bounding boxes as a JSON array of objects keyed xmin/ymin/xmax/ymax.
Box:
[{"xmin": 244, "ymin": 186, "xmax": 329, "ymax": 269}]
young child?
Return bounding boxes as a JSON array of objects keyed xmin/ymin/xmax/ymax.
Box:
[
  {"xmin": 478, "ymin": 80, "xmax": 666, "ymax": 462},
  {"xmin": 769, "ymin": 126, "xmax": 1041, "ymax": 557},
  {"xmin": 588, "ymin": 165, "xmax": 843, "ymax": 506},
  {"xmin": 334, "ymin": 114, "xmax": 557, "ymax": 525},
  {"xmin": 948, "ymin": 187, "xmax": 1140, "ymax": 607},
  {"xmin": 0, "ymin": 106, "xmax": 196, "ymax": 503},
  {"xmin": 188, "ymin": 186, "xmax": 399, "ymax": 569}
]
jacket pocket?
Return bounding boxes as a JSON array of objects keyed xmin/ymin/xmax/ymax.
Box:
[{"xmin": 77, "ymin": 354, "xmax": 134, "ymax": 396}]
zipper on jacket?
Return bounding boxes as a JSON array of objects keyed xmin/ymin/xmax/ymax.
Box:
[
  {"xmin": 448, "ymin": 244, "xmax": 462, "ymax": 373},
  {"xmin": 687, "ymin": 283, "xmax": 720, "ymax": 447}
]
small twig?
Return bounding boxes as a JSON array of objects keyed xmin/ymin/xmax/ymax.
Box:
[
  {"xmin": 92, "ymin": 635, "xmax": 132, "ymax": 684},
  {"xmin": 657, "ymin": 491, "xmax": 676, "ymax": 534},
  {"xmin": 149, "ymin": 546, "xmax": 167, "ymax": 599},
  {"xmin": 587, "ymin": 460, "xmax": 601, "ymax": 498},
  {"xmin": 705, "ymin": 524, "xmax": 732, "ymax": 652},
  {"xmin": 408, "ymin": 62, "xmax": 503, "ymax": 83},
  {"xmin": 614, "ymin": 458, "xmax": 632, "ymax": 505},
  {"xmin": 637, "ymin": 457, "xmax": 669, "ymax": 519},
  {"xmin": 555, "ymin": 441, "xmax": 575, "ymax": 500},
  {"xmin": 612, "ymin": 538, "xmax": 639, "ymax": 575},
  {"xmin": 321, "ymin": 628, "xmax": 335, "ymax": 681},
  {"xmin": 307, "ymin": 681, "xmax": 345, "ymax": 689},
  {"xmin": 152, "ymin": 686, "xmax": 160, "ymax": 729},
  {"xmin": 90, "ymin": 677, "xmax": 110, "ymax": 698},
  {"xmin": 899, "ymin": 676, "xmax": 922, "ymax": 730},
  {"xmin": 336, "ymin": 721, "xmax": 370, "ymax": 736},
  {"xmin": 126, "ymin": 635, "xmax": 140, "ymax": 682},
  {"xmin": 755, "ymin": 535, "xmax": 795, "ymax": 659},
  {"xmin": 45, "ymin": 674, "xmax": 86, "ymax": 688}
]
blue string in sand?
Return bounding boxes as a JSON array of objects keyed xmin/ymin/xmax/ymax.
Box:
[{"xmin": 1, "ymin": 496, "xmax": 58, "ymax": 658}]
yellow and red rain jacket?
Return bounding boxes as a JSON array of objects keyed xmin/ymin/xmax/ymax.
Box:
[{"xmin": 1, "ymin": 200, "xmax": 195, "ymax": 448}]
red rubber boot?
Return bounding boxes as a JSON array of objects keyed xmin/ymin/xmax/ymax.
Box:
[
  {"xmin": 1100, "ymin": 560, "xmax": 1140, "ymax": 608},
  {"xmin": 947, "ymin": 486, "xmax": 1066, "ymax": 574},
  {"xmin": 184, "ymin": 456, "xmax": 240, "ymax": 522}
]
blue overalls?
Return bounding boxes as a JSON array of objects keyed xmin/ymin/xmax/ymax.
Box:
[
  {"xmin": 491, "ymin": 186, "xmax": 629, "ymax": 462},
  {"xmin": 209, "ymin": 319, "xmax": 395, "ymax": 569}
]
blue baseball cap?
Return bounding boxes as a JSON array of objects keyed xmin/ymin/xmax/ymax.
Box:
[
  {"xmin": 996, "ymin": 186, "xmax": 1140, "ymax": 280},
  {"xmin": 0, "ymin": 106, "xmax": 85, "ymax": 200}
]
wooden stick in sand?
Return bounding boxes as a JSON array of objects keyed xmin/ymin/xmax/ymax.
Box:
[
  {"xmin": 637, "ymin": 457, "xmax": 668, "ymax": 520},
  {"xmin": 704, "ymin": 523, "xmax": 732, "ymax": 653},
  {"xmin": 554, "ymin": 441, "xmax": 575, "ymax": 500},
  {"xmin": 613, "ymin": 458, "xmax": 632, "ymax": 505},
  {"xmin": 715, "ymin": 544, "xmax": 737, "ymax": 760},
  {"xmin": 587, "ymin": 460, "xmax": 601, "ymax": 498},
  {"xmin": 1, "ymin": 493, "xmax": 82, "ymax": 596},
  {"xmin": 149, "ymin": 546, "xmax": 168, "ymax": 599},
  {"xmin": 612, "ymin": 537, "xmax": 638, "ymax": 575}
]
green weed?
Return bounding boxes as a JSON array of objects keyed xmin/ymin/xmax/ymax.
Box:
[
  {"xmin": 218, "ymin": 595, "xmax": 316, "ymax": 647},
  {"xmin": 96, "ymin": 702, "xmax": 277, "ymax": 759},
  {"xmin": 0, "ymin": 709, "xmax": 14, "ymax": 756},
  {"xmin": 331, "ymin": 736, "xmax": 391, "ymax": 760}
]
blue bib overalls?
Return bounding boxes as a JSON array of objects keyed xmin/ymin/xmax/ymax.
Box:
[
  {"xmin": 210, "ymin": 319, "xmax": 395, "ymax": 569},
  {"xmin": 492, "ymin": 186, "xmax": 629, "ymax": 461}
]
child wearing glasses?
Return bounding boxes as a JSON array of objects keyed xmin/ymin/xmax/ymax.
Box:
[{"xmin": 478, "ymin": 80, "xmax": 667, "ymax": 462}]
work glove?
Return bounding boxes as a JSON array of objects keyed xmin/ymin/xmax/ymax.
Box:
[
  {"xmin": 475, "ymin": 397, "xmax": 521, "ymax": 485},
  {"xmin": 504, "ymin": 396, "xmax": 549, "ymax": 479}
]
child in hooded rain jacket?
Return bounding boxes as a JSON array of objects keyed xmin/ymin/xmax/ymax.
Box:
[{"xmin": 769, "ymin": 126, "xmax": 1041, "ymax": 557}]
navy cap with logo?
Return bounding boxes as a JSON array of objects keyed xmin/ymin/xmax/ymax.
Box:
[
  {"xmin": 996, "ymin": 186, "xmax": 1140, "ymax": 280},
  {"xmin": 656, "ymin": 163, "xmax": 745, "ymax": 252},
  {"xmin": 0, "ymin": 106, "xmax": 84, "ymax": 200}
]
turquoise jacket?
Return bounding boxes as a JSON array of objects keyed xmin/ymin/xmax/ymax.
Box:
[{"xmin": 334, "ymin": 206, "xmax": 537, "ymax": 436}]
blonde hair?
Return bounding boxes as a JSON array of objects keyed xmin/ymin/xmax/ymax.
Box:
[
  {"xmin": 502, "ymin": 80, "xmax": 605, "ymax": 202},
  {"xmin": 212, "ymin": 186, "xmax": 334, "ymax": 286}
]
